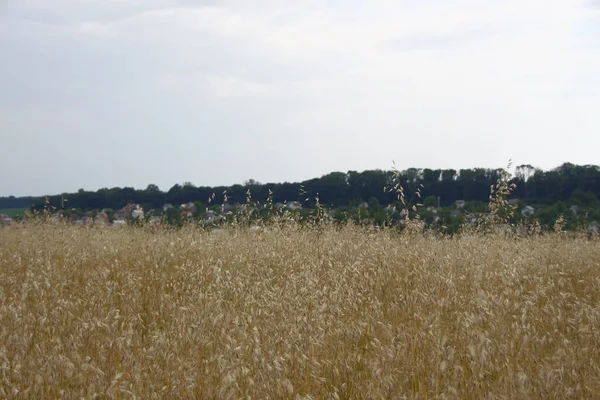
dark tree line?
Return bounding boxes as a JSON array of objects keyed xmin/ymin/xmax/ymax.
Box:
[
  {"xmin": 1, "ymin": 162, "xmax": 599, "ymax": 213},
  {"xmin": 0, "ymin": 196, "xmax": 40, "ymax": 209}
]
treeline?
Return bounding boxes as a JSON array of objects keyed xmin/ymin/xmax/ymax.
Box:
[
  {"xmin": 0, "ymin": 196, "xmax": 40, "ymax": 209},
  {"xmin": 2, "ymin": 162, "xmax": 600, "ymax": 213}
]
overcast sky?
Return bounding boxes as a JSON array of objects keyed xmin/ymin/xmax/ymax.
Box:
[{"xmin": 1, "ymin": 0, "xmax": 599, "ymax": 196}]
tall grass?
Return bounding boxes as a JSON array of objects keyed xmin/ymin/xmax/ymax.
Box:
[{"xmin": 1, "ymin": 222, "xmax": 599, "ymax": 399}]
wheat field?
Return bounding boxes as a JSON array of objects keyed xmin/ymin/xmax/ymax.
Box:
[{"xmin": 0, "ymin": 223, "xmax": 599, "ymax": 399}]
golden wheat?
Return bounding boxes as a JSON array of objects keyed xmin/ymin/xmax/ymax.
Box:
[{"xmin": 0, "ymin": 224, "xmax": 599, "ymax": 399}]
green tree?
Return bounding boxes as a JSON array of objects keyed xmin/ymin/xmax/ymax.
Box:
[
  {"xmin": 166, "ymin": 207, "xmax": 181, "ymax": 225},
  {"xmin": 423, "ymin": 196, "xmax": 438, "ymax": 208}
]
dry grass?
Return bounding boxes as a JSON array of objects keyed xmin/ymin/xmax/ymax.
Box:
[{"xmin": 1, "ymin": 223, "xmax": 599, "ymax": 399}]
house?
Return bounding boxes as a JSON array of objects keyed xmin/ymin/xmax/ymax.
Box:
[
  {"xmin": 521, "ymin": 205, "xmax": 535, "ymax": 217},
  {"xmin": 465, "ymin": 213, "xmax": 478, "ymax": 225},
  {"xmin": 508, "ymin": 199, "xmax": 519, "ymax": 206},
  {"xmin": 148, "ymin": 216, "xmax": 162, "ymax": 224},
  {"xmin": 286, "ymin": 201, "xmax": 302, "ymax": 211},
  {"xmin": 131, "ymin": 206, "xmax": 144, "ymax": 220},
  {"xmin": 113, "ymin": 220, "xmax": 127, "ymax": 227},
  {"xmin": 205, "ymin": 210, "xmax": 224, "ymax": 223},
  {"xmin": 1, "ymin": 215, "xmax": 13, "ymax": 225},
  {"xmin": 180, "ymin": 202, "xmax": 196, "ymax": 213},
  {"xmin": 94, "ymin": 212, "xmax": 108, "ymax": 224},
  {"xmin": 181, "ymin": 211, "xmax": 193, "ymax": 219},
  {"xmin": 124, "ymin": 203, "xmax": 139, "ymax": 218},
  {"xmin": 358, "ymin": 202, "xmax": 369, "ymax": 210},
  {"xmin": 385, "ymin": 205, "xmax": 397, "ymax": 214},
  {"xmin": 115, "ymin": 204, "xmax": 137, "ymax": 219},
  {"xmin": 163, "ymin": 204, "xmax": 174, "ymax": 212},
  {"xmin": 455, "ymin": 200, "xmax": 466, "ymax": 209},
  {"xmin": 451, "ymin": 209, "xmax": 461, "ymax": 218}
]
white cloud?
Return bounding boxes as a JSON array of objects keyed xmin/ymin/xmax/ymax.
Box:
[
  {"xmin": 77, "ymin": 21, "xmax": 118, "ymax": 37},
  {"xmin": 204, "ymin": 75, "xmax": 272, "ymax": 98}
]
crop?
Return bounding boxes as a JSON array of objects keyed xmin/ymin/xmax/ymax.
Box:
[{"xmin": 1, "ymin": 222, "xmax": 599, "ymax": 399}]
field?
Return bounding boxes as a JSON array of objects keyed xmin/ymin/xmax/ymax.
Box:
[
  {"xmin": 0, "ymin": 223, "xmax": 599, "ymax": 399},
  {"xmin": 0, "ymin": 208, "xmax": 28, "ymax": 218}
]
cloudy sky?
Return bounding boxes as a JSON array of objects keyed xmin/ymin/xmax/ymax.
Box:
[{"xmin": 1, "ymin": 0, "xmax": 599, "ymax": 196}]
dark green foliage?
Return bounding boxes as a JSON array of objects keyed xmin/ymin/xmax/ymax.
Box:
[
  {"xmin": 1, "ymin": 162, "xmax": 599, "ymax": 231},
  {"xmin": 423, "ymin": 196, "xmax": 438, "ymax": 208}
]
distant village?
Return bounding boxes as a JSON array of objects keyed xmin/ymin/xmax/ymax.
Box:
[
  {"xmin": 2, "ymin": 197, "xmax": 597, "ymax": 236},
  {"xmin": 2, "ymin": 200, "xmax": 305, "ymax": 227}
]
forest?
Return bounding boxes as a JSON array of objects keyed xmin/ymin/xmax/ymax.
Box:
[{"xmin": 1, "ymin": 162, "xmax": 600, "ymax": 229}]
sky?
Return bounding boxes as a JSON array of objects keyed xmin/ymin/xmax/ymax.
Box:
[{"xmin": 1, "ymin": 0, "xmax": 599, "ymax": 196}]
